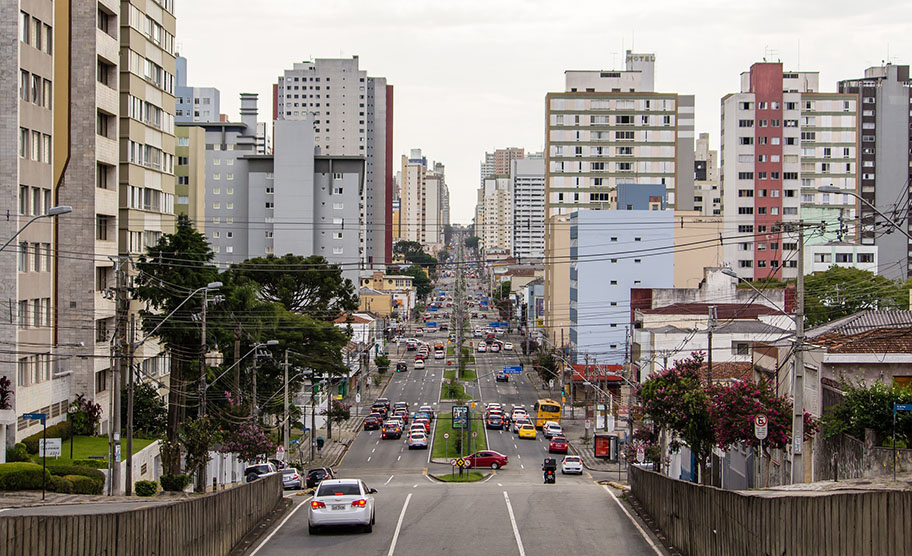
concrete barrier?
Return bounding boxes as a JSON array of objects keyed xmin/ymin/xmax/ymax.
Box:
[
  {"xmin": 0, "ymin": 473, "xmax": 283, "ymax": 556},
  {"xmin": 630, "ymin": 465, "xmax": 912, "ymax": 556}
]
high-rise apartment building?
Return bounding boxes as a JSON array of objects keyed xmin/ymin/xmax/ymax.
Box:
[
  {"xmin": 480, "ymin": 147, "xmax": 524, "ymax": 185},
  {"xmin": 399, "ymin": 149, "xmax": 448, "ymax": 250},
  {"xmin": 838, "ymin": 64, "xmax": 912, "ymax": 280},
  {"xmin": 274, "ymin": 57, "xmax": 393, "ymax": 265},
  {"xmin": 694, "ymin": 133, "xmax": 721, "ymax": 216},
  {"xmin": 511, "ymin": 158, "xmax": 546, "ymax": 260},
  {"xmin": 721, "ymin": 62, "xmax": 863, "ymax": 281},
  {"xmin": 175, "ymin": 55, "xmax": 220, "ymax": 123},
  {"xmin": 476, "ymin": 177, "xmax": 513, "ymax": 254}
]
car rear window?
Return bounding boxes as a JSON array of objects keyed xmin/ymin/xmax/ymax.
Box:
[{"xmin": 317, "ymin": 483, "xmax": 361, "ymax": 496}]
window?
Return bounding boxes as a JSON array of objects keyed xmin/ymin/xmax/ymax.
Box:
[
  {"xmin": 738, "ymin": 207, "xmax": 754, "ymax": 215},
  {"xmin": 858, "ymin": 253, "xmax": 874, "ymax": 263},
  {"xmin": 738, "ymin": 260, "xmax": 753, "ymax": 268},
  {"xmin": 20, "ymin": 12, "xmax": 30, "ymax": 44},
  {"xmin": 738, "ymin": 190, "xmax": 754, "ymax": 197},
  {"xmin": 96, "ymin": 215, "xmax": 112, "ymax": 241},
  {"xmin": 835, "ymin": 253, "xmax": 853, "ymax": 263},
  {"xmin": 738, "ymin": 225, "xmax": 754, "ymax": 233},
  {"xmin": 733, "ymin": 342, "xmax": 750, "ymax": 356}
]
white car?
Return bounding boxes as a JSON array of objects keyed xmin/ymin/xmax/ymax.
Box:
[
  {"xmin": 309, "ymin": 479, "xmax": 377, "ymax": 534},
  {"xmin": 414, "ymin": 359, "xmax": 425, "ymax": 370},
  {"xmin": 477, "ymin": 343, "xmax": 487, "ymax": 353},
  {"xmin": 561, "ymin": 455, "xmax": 583, "ymax": 474},
  {"xmin": 503, "ymin": 342, "xmax": 514, "ymax": 351},
  {"xmin": 542, "ymin": 422, "xmax": 563, "ymax": 439},
  {"xmin": 511, "ymin": 409, "xmax": 527, "ymax": 422},
  {"xmin": 434, "ymin": 350, "xmax": 445, "ymax": 359},
  {"xmin": 407, "ymin": 431, "xmax": 428, "ymax": 449}
]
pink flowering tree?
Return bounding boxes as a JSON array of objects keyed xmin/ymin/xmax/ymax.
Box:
[
  {"xmin": 709, "ymin": 378, "xmax": 791, "ymax": 452},
  {"xmin": 220, "ymin": 420, "xmax": 276, "ymax": 463},
  {"xmin": 638, "ymin": 354, "xmax": 714, "ymax": 482}
]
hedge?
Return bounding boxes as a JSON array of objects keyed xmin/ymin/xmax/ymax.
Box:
[
  {"xmin": 49, "ymin": 475, "xmax": 74, "ymax": 494},
  {"xmin": 7, "ymin": 443, "xmax": 29, "ymax": 463},
  {"xmin": 0, "ymin": 463, "xmax": 51, "ymax": 491},
  {"xmin": 134, "ymin": 480, "xmax": 158, "ymax": 497},
  {"xmin": 64, "ymin": 475, "xmax": 102, "ymax": 495},
  {"xmin": 22, "ymin": 421, "xmax": 72, "ymax": 454},
  {"xmin": 72, "ymin": 458, "xmax": 108, "ymax": 469},
  {"xmin": 160, "ymin": 474, "xmax": 190, "ymax": 492},
  {"xmin": 45, "ymin": 464, "xmax": 104, "ymax": 483}
]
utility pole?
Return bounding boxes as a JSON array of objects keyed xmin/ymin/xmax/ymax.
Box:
[
  {"xmin": 199, "ymin": 288, "xmax": 209, "ymax": 417},
  {"xmin": 283, "ymin": 349, "xmax": 290, "ymax": 458},
  {"xmin": 250, "ymin": 350, "xmax": 259, "ymax": 418},
  {"xmin": 792, "ymin": 224, "xmax": 806, "ymax": 483},
  {"xmin": 110, "ymin": 255, "xmax": 128, "ymax": 495},
  {"xmin": 125, "ymin": 314, "xmax": 136, "ymax": 495},
  {"xmin": 233, "ymin": 323, "xmax": 241, "ymax": 396},
  {"xmin": 707, "ymin": 305, "xmax": 717, "ymax": 387}
]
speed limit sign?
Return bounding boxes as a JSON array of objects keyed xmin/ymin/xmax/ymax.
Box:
[
  {"xmin": 443, "ymin": 433, "xmax": 449, "ymax": 439},
  {"xmin": 472, "ymin": 432, "xmax": 477, "ymax": 438}
]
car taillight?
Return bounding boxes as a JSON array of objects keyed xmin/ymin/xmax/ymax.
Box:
[
  {"xmin": 311, "ymin": 501, "xmax": 326, "ymax": 509},
  {"xmin": 351, "ymin": 499, "xmax": 367, "ymax": 507}
]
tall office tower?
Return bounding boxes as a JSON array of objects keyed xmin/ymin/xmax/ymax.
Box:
[
  {"xmin": 721, "ymin": 62, "xmax": 865, "ymax": 282},
  {"xmin": 694, "ymin": 133, "xmax": 721, "ymax": 215},
  {"xmin": 543, "ymin": 51, "xmax": 695, "ymax": 346},
  {"xmin": 511, "ymin": 158, "xmax": 546, "ymax": 260},
  {"xmin": 838, "ymin": 65, "xmax": 912, "ymax": 280},
  {"xmin": 480, "ymin": 147, "xmax": 524, "ymax": 185},
  {"xmin": 4, "ymin": 1, "xmax": 67, "ymax": 440},
  {"xmin": 274, "ymin": 57, "xmax": 393, "ymax": 265},
  {"xmin": 175, "ymin": 55, "xmax": 220, "ymax": 123},
  {"xmin": 119, "ymin": 0, "xmax": 177, "ymax": 384}
]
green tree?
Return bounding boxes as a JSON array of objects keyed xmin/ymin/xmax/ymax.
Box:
[
  {"xmin": 394, "ymin": 265, "xmax": 433, "ymax": 298},
  {"xmin": 821, "ymin": 380, "xmax": 912, "ymax": 446},
  {"xmin": 804, "ymin": 266, "xmax": 907, "ymax": 327},
  {"xmin": 438, "ymin": 249, "xmax": 450, "ymax": 263},
  {"xmin": 229, "ymin": 254, "xmax": 357, "ymax": 318},
  {"xmin": 443, "ymin": 224, "xmax": 454, "ymax": 246},
  {"xmin": 394, "ymin": 241, "xmax": 423, "ymax": 259},
  {"xmin": 122, "ymin": 382, "xmax": 167, "ymax": 438},
  {"xmin": 177, "ymin": 416, "xmax": 218, "ymax": 492},
  {"xmin": 464, "ymin": 236, "xmax": 480, "ymax": 249},
  {"xmin": 133, "ymin": 215, "xmax": 219, "ymax": 442},
  {"xmin": 638, "ymin": 354, "xmax": 714, "ymax": 483}
]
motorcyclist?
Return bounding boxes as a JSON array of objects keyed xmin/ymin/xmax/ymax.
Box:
[{"xmin": 542, "ymin": 457, "xmax": 556, "ymax": 483}]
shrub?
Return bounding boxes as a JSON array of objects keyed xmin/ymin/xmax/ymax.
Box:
[
  {"xmin": 69, "ymin": 394, "xmax": 102, "ymax": 436},
  {"xmin": 65, "ymin": 475, "xmax": 102, "ymax": 495},
  {"xmin": 7, "ymin": 443, "xmax": 29, "ymax": 463},
  {"xmin": 49, "ymin": 475, "xmax": 74, "ymax": 494},
  {"xmin": 72, "ymin": 459, "xmax": 108, "ymax": 469},
  {"xmin": 134, "ymin": 480, "xmax": 158, "ymax": 497},
  {"xmin": 46, "ymin": 464, "xmax": 105, "ymax": 484},
  {"xmin": 160, "ymin": 474, "xmax": 191, "ymax": 492},
  {"xmin": 0, "ymin": 462, "xmax": 51, "ymax": 490},
  {"xmin": 22, "ymin": 421, "xmax": 73, "ymax": 454}
]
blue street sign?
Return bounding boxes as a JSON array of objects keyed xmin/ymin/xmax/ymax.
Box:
[
  {"xmin": 23, "ymin": 412, "xmax": 46, "ymax": 423},
  {"xmin": 428, "ymin": 306, "xmax": 438, "ymax": 312},
  {"xmin": 425, "ymin": 321, "xmax": 438, "ymax": 328},
  {"xmin": 895, "ymin": 404, "xmax": 912, "ymax": 413},
  {"xmin": 503, "ymin": 366, "xmax": 523, "ymax": 375}
]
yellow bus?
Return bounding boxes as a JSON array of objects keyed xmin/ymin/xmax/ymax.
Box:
[{"xmin": 533, "ymin": 398, "xmax": 561, "ymax": 428}]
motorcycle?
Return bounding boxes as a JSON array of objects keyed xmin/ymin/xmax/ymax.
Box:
[
  {"xmin": 542, "ymin": 457, "xmax": 557, "ymax": 484},
  {"xmin": 544, "ymin": 469, "xmax": 556, "ymax": 484}
]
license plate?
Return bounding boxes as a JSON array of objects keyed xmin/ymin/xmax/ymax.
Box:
[{"xmin": 332, "ymin": 504, "xmax": 346, "ymax": 511}]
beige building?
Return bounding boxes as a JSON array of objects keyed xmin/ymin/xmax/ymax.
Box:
[
  {"xmin": 174, "ymin": 125, "xmax": 205, "ymax": 232},
  {"xmin": 672, "ymin": 212, "xmax": 724, "ymax": 288},
  {"xmin": 544, "ymin": 215, "xmax": 571, "ymax": 349},
  {"xmin": 399, "ymin": 149, "xmax": 448, "ymax": 250}
]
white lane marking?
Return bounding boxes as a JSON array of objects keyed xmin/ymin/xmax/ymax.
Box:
[
  {"xmin": 372, "ymin": 448, "xmax": 376, "ymax": 453},
  {"xmin": 520, "ymin": 464, "xmax": 524, "ymax": 469},
  {"xmin": 413, "ymin": 484, "xmax": 418, "ymax": 488},
  {"xmin": 376, "ymin": 440, "xmax": 380, "ymax": 445},
  {"xmin": 387, "ymin": 492, "xmax": 413, "ymax": 556},
  {"xmin": 384, "ymin": 475, "xmax": 394, "ymax": 485},
  {"xmin": 517, "ymin": 454, "xmax": 521, "ymax": 459},
  {"xmin": 603, "ymin": 485, "xmax": 663, "ymax": 555},
  {"xmin": 367, "ymin": 456, "xmax": 372, "ymax": 462},
  {"xmin": 397, "ymin": 455, "xmax": 402, "ymax": 461},
  {"xmin": 503, "ymin": 491, "xmax": 526, "ymax": 556},
  {"xmin": 497, "ymin": 482, "xmax": 503, "ymax": 486},
  {"xmin": 248, "ymin": 495, "xmax": 313, "ymax": 555}
]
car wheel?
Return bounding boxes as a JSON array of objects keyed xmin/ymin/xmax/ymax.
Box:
[
  {"xmin": 246, "ymin": 474, "xmax": 258, "ymax": 483},
  {"xmin": 308, "ymin": 523, "xmax": 318, "ymax": 535},
  {"xmin": 490, "ymin": 462, "xmax": 500, "ymax": 470},
  {"xmin": 364, "ymin": 522, "xmax": 373, "ymax": 533},
  {"xmin": 371, "ymin": 511, "xmax": 376, "ymax": 525}
]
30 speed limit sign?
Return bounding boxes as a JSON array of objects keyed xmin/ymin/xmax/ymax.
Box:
[{"xmin": 754, "ymin": 414, "xmax": 768, "ymax": 441}]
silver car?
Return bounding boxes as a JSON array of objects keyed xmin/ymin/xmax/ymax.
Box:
[
  {"xmin": 407, "ymin": 431, "xmax": 428, "ymax": 449},
  {"xmin": 309, "ymin": 479, "xmax": 377, "ymax": 534},
  {"xmin": 281, "ymin": 468, "xmax": 304, "ymax": 490}
]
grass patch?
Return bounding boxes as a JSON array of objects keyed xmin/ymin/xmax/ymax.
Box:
[
  {"xmin": 431, "ymin": 412, "xmax": 487, "ymax": 459},
  {"xmin": 440, "ymin": 381, "xmax": 468, "ymax": 401},
  {"xmin": 446, "ymin": 346, "xmax": 455, "ymax": 356},
  {"xmin": 444, "ymin": 368, "xmax": 477, "ymax": 381},
  {"xmin": 434, "ymin": 471, "xmax": 485, "ymax": 482},
  {"xmin": 31, "ymin": 436, "xmax": 156, "ymax": 466}
]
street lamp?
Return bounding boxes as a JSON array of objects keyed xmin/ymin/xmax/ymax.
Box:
[
  {"xmin": 817, "ymin": 185, "xmax": 912, "ymax": 242},
  {"xmin": 0, "ymin": 205, "xmax": 72, "ymax": 253},
  {"xmin": 720, "ymin": 266, "xmax": 807, "ymax": 483}
]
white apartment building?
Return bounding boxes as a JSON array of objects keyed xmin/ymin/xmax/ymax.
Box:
[
  {"xmin": 694, "ymin": 133, "xmax": 721, "ymax": 216},
  {"xmin": 399, "ymin": 150, "xmax": 448, "ymax": 250},
  {"xmin": 511, "ymin": 158, "xmax": 545, "ymax": 260},
  {"xmin": 274, "ymin": 56, "xmax": 392, "ymax": 266},
  {"xmin": 721, "ymin": 62, "xmax": 863, "ymax": 282},
  {"xmin": 477, "ymin": 176, "xmax": 513, "ymax": 254}
]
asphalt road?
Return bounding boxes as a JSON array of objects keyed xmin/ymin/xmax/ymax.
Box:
[{"xmin": 249, "ymin": 268, "xmax": 663, "ymax": 556}]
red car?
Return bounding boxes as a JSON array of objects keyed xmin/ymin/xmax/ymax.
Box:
[
  {"xmin": 363, "ymin": 414, "xmax": 382, "ymax": 430},
  {"xmin": 548, "ymin": 435, "xmax": 569, "ymax": 454},
  {"xmin": 463, "ymin": 450, "xmax": 508, "ymax": 470}
]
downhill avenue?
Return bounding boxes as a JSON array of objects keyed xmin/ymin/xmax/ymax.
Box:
[{"xmin": 250, "ymin": 256, "xmax": 663, "ymax": 556}]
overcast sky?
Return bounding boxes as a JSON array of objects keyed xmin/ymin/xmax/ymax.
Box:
[{"xmin": 176, "ymin": 0, "xmax": 912, "ymax": 224}]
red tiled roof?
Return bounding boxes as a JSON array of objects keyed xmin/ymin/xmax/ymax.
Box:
[
  {"xmin": 334, "ymin": 314, "xmax": 372, "ymax": 324},
  {"xmin": 698, "ymin": 361, "xmax": 753, "ymax": 382},
  {"xmin": 570, "ymin": 364, "xmax": 624, "ymax": 383},
  {"xmin": 640, "ymin": 303, "xmax": 782, "ymax": 319},
  {"xmin": 815, "ymin": 326, "xmax": 912, "ymax": 354}
]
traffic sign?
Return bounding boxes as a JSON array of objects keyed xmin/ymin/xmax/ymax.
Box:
[
  {"xmin": 754, "ymin": 414, "xmax": 769, "ymax": 441},
  {"xmin": 39, "ymin": 438, "xmax": 61, "ymax": 458},
  {"xmin": 449, "ymin": 459, "xmax": 457, "ymax": 466},
  {"xmin": 585, "ymin": 419, "xmax": 591, "ymax": 430},
  {"xmin": 456, "ymin": 458, "xmax": 465, "ymax": 468},
  {"xmin": 636, "ymin": 446, "xmax": 645, "ymax": 463},
  {"xmin": 23, "ymin": 412, "xmax": 46, "ymax": 423},
  {"xmin": 472, "ymin": 432, "xmax": 477, "ymax": 438},
  {"xmin": 443, "ymin": 433, "xmax": 449, "ymax": 439},
  {"xmin": 503, "ymin": 365, "xmax": 523, "ymax": 375}
]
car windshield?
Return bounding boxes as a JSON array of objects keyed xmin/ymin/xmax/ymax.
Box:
[
  {"xmin": 565, "ymin": 457, "xmax": 580, "ymax": 463},
  {"xmin": 316, "ymin": 483, "xmax": 361, "ymax": 497},
  {"xmin": 282, "ymin": 469, "xmax": 296, "ymax": 475}
]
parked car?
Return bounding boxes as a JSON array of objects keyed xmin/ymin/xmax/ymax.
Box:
[
  {"xmin": 463, "ymin": 450, "xmax": 509, "ymax": 469},
  {"xmin": 308, "ymin": 479, "xmax": 376, "ymax": 534},
  {"xmin": 561, "ymin": 455, "xmax": 583, "ymax": 474},
  {"xmin": 363, "ymin": 414, "xmax": 382, "ymax": 430},
  {"xmin": 548, "ymin": 435, "xmax": 569, "ymax": 454},
  {"xmin": 305, "ymin": 467, "xmax": 335, "ymax": 488},
  {"xmin": 244, "ymin": 463, "xmax": 277, "ymax": 483}
]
